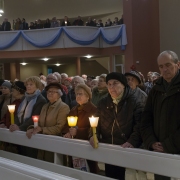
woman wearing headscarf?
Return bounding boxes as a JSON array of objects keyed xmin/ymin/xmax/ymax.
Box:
[
  {"xmin": 9, "ymin": 76, "xmax": 46, "ymax": 158},
  {"xmin": 0, "ymin": 81, "xmax": 14, "ymax": 120},
  {"xmin": 26, "ymin": 82, "xmax": 70, "ymax": 163},
  {"xmin": 89, "ymin": 72, "xmax": 145, "ymax": 180},
  {"xmin": 63, "ymin": 84, "xmax": 99, "ymax": 173}
]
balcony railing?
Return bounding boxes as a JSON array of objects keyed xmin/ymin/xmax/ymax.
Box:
[
  {"xmin": 0, "ymin": 25, "xmax": 127, "ymax": 51},
  {"xmin": 0, "ymin": 128, "xmax": 179, "ymax": 179}
]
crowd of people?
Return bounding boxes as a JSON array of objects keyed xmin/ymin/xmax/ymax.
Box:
[
  {"xmin": 0, "ymin": 15, "xmax": 124, "ymax": 31},
  {"xmin": 0, "ymin": 50, "xmax": 179, "ymax": 180}
]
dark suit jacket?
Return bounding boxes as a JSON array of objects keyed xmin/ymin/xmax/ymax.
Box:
[{"xmin": 1, "ymin": 22, "xmax": 11, "ymax": 31}]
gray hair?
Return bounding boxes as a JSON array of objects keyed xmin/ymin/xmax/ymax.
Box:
[
  {"xmin": 159, "ymin": 50, "xmax": 179, "ymax": 64},
  {"xmin": 61, "ymin": 73, "xmax": 68, "ymax": 78},
  {"xmin": 57, "ymin": 89, "xmax": 63, "ymax": 97},
  {"xmin": 72, "ymin": 76, "xmax": 85, "ymax": 84}
]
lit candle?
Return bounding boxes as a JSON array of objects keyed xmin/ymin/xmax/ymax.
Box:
[
  {"xmin": 67, "ymin": 116, "xmax": 78, "ymax": 138},
  {"xmin": 32, "ymin": 115, "xmax": 39, "ymax": 128},
  {"xmin": 65, "ymin": 21, "xmax": 67, "ymax": 26},
  {"xmin": 7, "ymin": 105, "xmax": 16, "ymax": 125},
  {"xmin": 89, "ymin": 116, "xmax": 99, "ymax": 149}
]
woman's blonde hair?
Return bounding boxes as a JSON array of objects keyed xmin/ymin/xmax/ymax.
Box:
[{"xmin": 24, "ymin": 76, "xmax": 42, "ymax": 89}]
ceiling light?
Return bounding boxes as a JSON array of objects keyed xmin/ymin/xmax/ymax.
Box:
[
  {"xmin": 0, "ymin": 10, "xmax": 4, "ymax": 13},
  {"xmin": 20, "ymin": 62, "xmax": 27, "ymax": 65},
  {"xmin": 85, "ymin": 55, "xmax": 92, "ymax": 59},
  {"xmin": 0, "ymin": 14, "xmax": 2, "ymax": 17},
  {"xmin": 43, "ymin": 58, "xmax": 49, "ymax": 61},
  {"xmin": 55, "ymin": 63, "xmax": 60, "ymax": 66}
]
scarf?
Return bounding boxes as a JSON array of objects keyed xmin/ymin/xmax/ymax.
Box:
[
  {"xmin": 112, "ymin": 90, "xmax": 124, "ymax": 105},
  {"xmin": 17, "ymin": 89, "xmax": 41, "ymax": 123}
]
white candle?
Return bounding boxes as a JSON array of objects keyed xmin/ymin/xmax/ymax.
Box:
[
  {"xmin": 32, "ymin": 116, "xmax": 39, "ymax": 128},
  {"xmin": 89, "ymin": 116, "xmax": 99, "ymax": 127}
]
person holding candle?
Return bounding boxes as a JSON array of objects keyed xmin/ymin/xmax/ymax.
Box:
[
  {"xmin": 0, "ymin": 81, "xmax": 26, "ymax": 153},
  {"xmin": 0, "ymin": 81, "xmax": 14, "ymax": 120},
  {"xmin": 89, "ymin": 72, "xmax": 145, "ymax": 180},
  {"xmin": 9, "ymin": 76, "xmax": 46, "ymax": 158},
  {"xmin": 0, "ymin": 81, "xmax": 26, "ymax": 128},
  {"xmin": 61, "ymin": 16, "xmax": 71, "ymax": 26},
  {"xmin": 26, "ymin": 82, "xmax": 70, "ymax": 163},
  {"xmin": 63, "ymin": 84, "xmax": 99, "ymax": 173}
]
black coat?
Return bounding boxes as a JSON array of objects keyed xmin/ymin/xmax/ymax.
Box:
[
  {"xmin": 15, "ymin": 94, "xmax": 46, "ymax": 131},
  {"xmin": 1, "ymin": 21, "xmax": 11, "ymax": 31},
  {"xmin": 141, "ymin": 72, "xmax": 180, "ymax": 154},
  {"xmin": 94, "ymin": 86, "xmax": 145, "ymax": 147}
]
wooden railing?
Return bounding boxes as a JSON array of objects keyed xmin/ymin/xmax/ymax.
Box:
[{"xmin": 0, "ymin": 128, "xmax": 180, "ymax": 179}]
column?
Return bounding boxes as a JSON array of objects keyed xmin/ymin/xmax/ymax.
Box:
[
  {"xmin": 123, "ymin": 0, "xmax": 160, "ymax": 75},
  {"xmin": 76, "ymin": 57, "xmax": 81, "ymax": 75}
]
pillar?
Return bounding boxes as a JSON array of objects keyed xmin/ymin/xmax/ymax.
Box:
[
  {"xmin": 76, "ymin": 57, "xmax": 81, "ymax": 75},
  {"xmin": 123, "ymin": 0, "xmax": 160, "ymax": 75}
]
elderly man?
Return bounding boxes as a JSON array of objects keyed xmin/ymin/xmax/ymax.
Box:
[
  {"xmin": 141, "ymin": 50, "xmax": 180, "ymax": 180},
  {"xmin": 1, "ymin": 18, "xmax": 11, "ymax": 31},
  {"xmin": 65, "ymin": 76, "xmax": 85, "ymax": 109}
]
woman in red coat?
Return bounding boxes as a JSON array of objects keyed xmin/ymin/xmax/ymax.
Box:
[{"xmin": 64, "ymin": 84, "xmax": 99, "ymax": 173}]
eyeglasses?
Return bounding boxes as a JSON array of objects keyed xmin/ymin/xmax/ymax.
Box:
[
  {"xmin": 76, "ymin": 93, "xmax": 85, "ymax": 96},
  {"xmin": 47, "ymin": 90, "xmax": 58, "ymax": 94},
  {"xmin": 47, "ymin": 78, "xmax": 56, "ymax": 81}
]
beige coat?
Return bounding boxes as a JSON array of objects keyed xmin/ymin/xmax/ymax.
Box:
[{"xmin": 37, "ymin": 98, "xmax": 70, "ymax": 162}]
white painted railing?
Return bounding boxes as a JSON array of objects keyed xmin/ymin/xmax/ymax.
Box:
[
  {"xmin": 0, "ymin": 157, "xmax": 77, "ymax": 180},
  {"xmin": 0, "ymin": 128, "xmax": 180, "ymax": 179}
]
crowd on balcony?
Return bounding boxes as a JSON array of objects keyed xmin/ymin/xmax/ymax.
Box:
[
  {"xmin": 0, "ymin": 50, "xmax": 179, "ymax": 180},
  {"xmin": 0, "ymin": 15, "xmax": 124, "ymax": 31}
]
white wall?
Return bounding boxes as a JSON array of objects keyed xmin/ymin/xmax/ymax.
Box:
[{"xmin": 159, "ymin": 0, "xmax": 180, "ymax": 56}]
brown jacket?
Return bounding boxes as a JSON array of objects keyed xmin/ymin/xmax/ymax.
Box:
[
  {"xmin": 37, "ymin": 98, "xmax": 70, "ymax": 162},
  {"xmin": 67, "ymin": 101, "xmax": 97, "ymax": 140}
]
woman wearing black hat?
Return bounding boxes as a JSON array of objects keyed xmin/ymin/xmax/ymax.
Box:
[
  {"xmin": 26, "ymin": 82, "xmax": 70, "ymax": 163},
  {"xmin": 89, "ymin": 72, "xmax": 145, "ymax": 180}
]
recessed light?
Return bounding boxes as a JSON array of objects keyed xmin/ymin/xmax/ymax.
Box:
[
  {"xmin": 0, "ymin": 10, "xmax": 4, "ymax": 13},
  {"xmin": 20, "ymin": 63, "xmax": 27, "ymax": 65},
  {"xmin": 0, "ymin": 14, "xmax": 2, "ymax": 17},
  {"xmin": 55, "ymin": 63, "xmax": 60, "ymax": 66},
  {"xmin": 43, "ymin": 58, "xmax": 49, "ymax": 61},
  {"xmin": 85, "ymin": 55, "xmax": 92, "ymax": 59}
]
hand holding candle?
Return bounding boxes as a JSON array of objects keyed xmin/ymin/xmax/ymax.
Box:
[
  {"xmin": 89, "ymin": 116, "xmax": 99, "ymax": 149},
  {"xmin": 67, "ymin": 116, "xmax": 78, "ymax": 138},
  {"xmin": 32, "ymin": 115, "xmax": 39, "ymax": 128},
  {"xmin": 7, "ymin": 105, "xmax": 16, "ymax": 125}
]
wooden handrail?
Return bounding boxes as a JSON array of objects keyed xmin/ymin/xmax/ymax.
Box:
[{"xmin": 0, "ymin": 128, "xmax": 180, "ymax": 178}]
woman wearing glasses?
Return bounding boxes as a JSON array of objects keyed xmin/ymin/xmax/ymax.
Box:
[{"xmin": 26, "ymin": 82, "xmax": 70, "ymax": 163}]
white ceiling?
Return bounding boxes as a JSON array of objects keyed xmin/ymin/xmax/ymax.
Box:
[{"xmin": 1, "ymin": 0, "xmax": 123, "ymax": 23}]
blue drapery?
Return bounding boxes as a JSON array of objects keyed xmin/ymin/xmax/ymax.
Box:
[{"xmin": 0, "ymin": 25, "xmax": 127, "ymax": 50}]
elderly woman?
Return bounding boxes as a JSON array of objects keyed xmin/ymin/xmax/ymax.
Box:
[
  {"xmin": 0, "ymin": 81, "xmax": 14, "ymax": 120},
  {"xmin": 9, "ymin": 76, "xmax": 46, "ymax": 158},
  {"xmin": 89, "ymin": 72, "xmax": 145, "ymax": 180},
  {"xmin": 64, "ymin": 84, "xmax": 98, "ymax": 173},
  {"xmin": 26, "ymin": 82, "xmax": 70, "ymax": 162},
  {"xmin": 91, "ymin": 74, "xmax": 108, "ymax": 106},
  {"xmin": 0, "ymin": 81, "xmax": 26, "ymax": 128}
]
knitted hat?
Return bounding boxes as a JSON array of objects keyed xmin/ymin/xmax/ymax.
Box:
[
  {"xmin": 106, "ymin": 72, "xmax": 128, "ymax": 87},
  {"xmin": 12, "ymin": 81, "xmax": 26, "ymax": 94},
  {"xmin": 75, "ymin": 84, "xmax": 92, "ymax": 100},
  {"xmin": 1, "ymin": 81, "xmax": 12, "ymax": 90},
  {"xmin": 124, "ymin": 71, "xmax": 141, "ymax": 84},
  {"xmin": 45, "ymin": 82, "xmax": 63, "ymax": 92}
]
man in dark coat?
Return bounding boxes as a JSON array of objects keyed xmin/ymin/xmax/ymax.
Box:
[
  {"xmin": 90, "ymin": 72, "xmax": 145, "ymax": 180},
  {"xmin": 1, "ymin": 18, "xmax": 11, "ymax": 31},
  {"xmin": 141, "ymin": 50, "xmax": 180, "ymax": 180}
]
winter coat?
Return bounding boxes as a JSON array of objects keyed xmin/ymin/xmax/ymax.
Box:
[
  {"xmin": 94, "ymin": 86, "xmax": 145, "ymax": 147},
  {"xmin": 37, "ymin": 98, "xmax": 70, "ymax": 162},
  {"xmin": 141, "ymin": 73, "xmax": 180, "ymax": 154},
  {"xmin": 0, "ymin": 98, "xmax": 22, "ymax": 128},
  {"xmin": 91, "ymin": 87, "xmax": 108, "ymax": 106},
  {"xmin": 14, "ymin": 94, "xmax": 46, "ymax": 131},
  {"xmin": 64, "ymin": 101, "xmax": 97, "ymax": 140}
]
